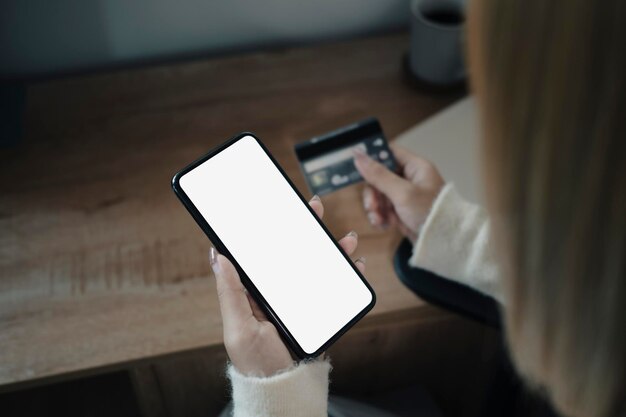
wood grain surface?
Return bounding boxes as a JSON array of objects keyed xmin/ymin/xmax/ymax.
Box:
[{"xmin": 0, "ymin": 33, "xmax": 461, "ymax": 388}]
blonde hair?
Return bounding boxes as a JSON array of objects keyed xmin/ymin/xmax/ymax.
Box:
[{"xmin": 468, "ymin": 1, "xmax": 626, "ymax": 416}]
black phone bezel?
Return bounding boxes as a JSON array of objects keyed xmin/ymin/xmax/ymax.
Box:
[{"xmin": 171, "ymin": 132, "xmax": 377, "ymax": 359}]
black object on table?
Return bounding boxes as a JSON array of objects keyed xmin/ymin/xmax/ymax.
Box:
[
  {"xmin": 393, "ymin": 238, "xmax": 502, "ymax": 329},
  {"xmin": 393, "ymin": 238, "xmax": 559, "ymax": 417}
]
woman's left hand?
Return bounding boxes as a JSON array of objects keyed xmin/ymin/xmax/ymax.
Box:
[{"xmin": 209, "ymin": 195, "xmax": 366, "ymax": 377}]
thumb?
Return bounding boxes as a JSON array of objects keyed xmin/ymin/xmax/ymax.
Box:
[
  {"xmin": 210, "ymin": 248, "xmax": 253, "ymax": 334},
  {"xmin": 353, "ymin": 149, "xmax": 412, "ymax": 206}
]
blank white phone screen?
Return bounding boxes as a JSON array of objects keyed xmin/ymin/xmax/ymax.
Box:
[{"xmin": 179, "ymin": 136, "xmax": 374, "ymax": 354}]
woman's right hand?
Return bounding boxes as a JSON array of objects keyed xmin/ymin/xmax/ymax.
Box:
[{"xmin": 353, "ymin": 145, "xmax": 445, "ymax": 242}]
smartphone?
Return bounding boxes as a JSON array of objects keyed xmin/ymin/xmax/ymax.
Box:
[{"xmin": 171, "ymin": 133, "xmax": 376, "ymax": 358}]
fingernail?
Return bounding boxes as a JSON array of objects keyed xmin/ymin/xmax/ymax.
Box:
[
  {"xmin": 355, "ymin": 256, "xmax": 366, "ymax": 265},
  {"xmin": 363, "ymin": 189, "xmax": 373, "ymax": 210},
  {"xmin": 353, "ymin": 147, "xmax": 366, "ymax": 156},
  {"xmin": 209, "ymin": 247, "xmax": 219, "ymax": 272},
  {"xmin": 310, "ymin": 194, "xmax": 321, "ymax": 202},
  {"xmin": 352, "ymin": 148, "xmax": 370, "ymax": 164},
  {"xmin": 346, "ymin": 230, "xmax": 358, "ymax": 239}
]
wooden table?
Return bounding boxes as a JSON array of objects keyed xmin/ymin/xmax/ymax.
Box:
[{"xmin": 0, "ymin": 33, "xmax": 462, "ymax": 391}]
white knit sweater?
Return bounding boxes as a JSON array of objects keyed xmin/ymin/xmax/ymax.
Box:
[{"xmin": 227, "ymin": 184, "xmax": 501, "ymax": 417}]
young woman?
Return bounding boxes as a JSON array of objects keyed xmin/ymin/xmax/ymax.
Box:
[{"xmin": 210, "ymin": 0, "xmax": 625, "ymax": 416}]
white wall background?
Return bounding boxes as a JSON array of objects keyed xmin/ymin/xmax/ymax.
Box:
[{"xmin": 0, "ymin": 0, "xmax": 409, "ymax": 77}]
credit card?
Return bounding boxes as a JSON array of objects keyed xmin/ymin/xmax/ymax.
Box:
[{"xmin": 294, "ymin": 118, "xmax": 397, "ymax": 196}]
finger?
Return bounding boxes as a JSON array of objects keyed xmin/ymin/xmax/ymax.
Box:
[
  {"xmin": 338, "ymin": 231, "xmax": 358, "ymax": 256},
  {"xmin": 363, "ymin": 186, "xmax": 382, "ymax": 226},
  {"xmin": 363, "ymin": 185, "xmax": 375, "ymax": 211},
  {"xmin": 245, "ymin": 291, "xmax": 268, "ymax": 321},
  {"xmin": 210, "ymin": 251, "xmax": 253, "ymax": 333},
  {"xmin": 367, "ymin": 210, "xmax": 384, "ymax": 227},
  {"xmin": 354, "ymin": 256, "xmax": 366, "ymax": 274},
  {"xmin": 309, "ymin": 195, "xmax": 324, "ymax": 219},
  {"xmin": 363, "ymin": 186, "xmax": 384, "ymax": 217},
  {"xmin": 353, "ymin": 148, "xmax": 412, "ymax": 206},
  {"xmin": 372, "ymin": 187, "xmax": 393, "ymax": 227},
  {"xmin": 389, "ymin": 144, "xmax": 418, "ymax": 169},
  {"xmin": 364, "ymin": 184, "xmax": 396, "ymax": 228},
  {"xmin": 389, "ymin": 144, "xmax": 436, "ymax": 182}
]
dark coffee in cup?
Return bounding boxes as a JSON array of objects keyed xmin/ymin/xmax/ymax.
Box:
[{"xmin": 423, "ymin": 10, "xmax": 465, "ymax": 26}]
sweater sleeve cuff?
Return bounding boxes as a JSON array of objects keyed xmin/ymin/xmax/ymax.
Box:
[
  {"xmin": 408, "ymin": 183, "xmax": 503, "ymax": 302},
  {"xmin": 228, "ymin": 359, "xmax": 331, "ymax": 417}
]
